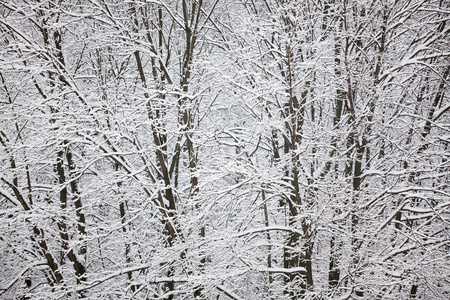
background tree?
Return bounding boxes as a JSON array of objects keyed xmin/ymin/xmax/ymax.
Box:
[{"xmin": 1, "ymin": 0, "xmax": 449, "ymax": 299}]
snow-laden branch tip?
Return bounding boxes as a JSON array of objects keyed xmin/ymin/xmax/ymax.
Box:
[{"xmin": 0, "ymin": 261, "xmax": 46, "ymax": 296}]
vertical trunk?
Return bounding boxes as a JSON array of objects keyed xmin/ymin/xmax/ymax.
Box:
[
  {"xmin": 180, "ymin": 1, "xmax": 205, "ymax": 297},
  {"xmin": 327, "ymin": 0, "xmax": 345, "ymax": 289},
  {"xmin": 55, "ymin": 145, "xmax": 86, "ymax": 293},
  {"xmin": 410, "ymin": 284, "xmax": 418, "ymax": 298},
  {"xmin": 115, "ymin": 160, "xmax": 134, "ymax": 292},
  {"xmin": 282, "ymin": 39, "xmax": 314, "ymax": 297},
  {"xmin": 262, "ymin": 189, "xmax": 274, "ymax": 298}
]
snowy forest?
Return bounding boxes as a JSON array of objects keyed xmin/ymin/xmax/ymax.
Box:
[{"xmin": 0, "ymin": 0, "xmax": 449, "ymax": 299}]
